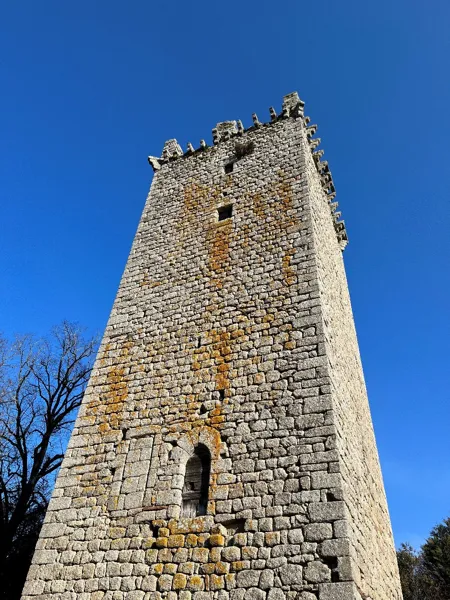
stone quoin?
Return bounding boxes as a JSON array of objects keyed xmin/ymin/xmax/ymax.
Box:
[{"xmin": 21, "ymin": 92, "xmax": 403, "ymax": 600}]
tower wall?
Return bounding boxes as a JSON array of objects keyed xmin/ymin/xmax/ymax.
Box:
[
  {"xmin": 304, "ymin": 131, "xmax": 402, "ymax": 598},
  {"xmin": 21, "ymin": 94, "xmax": 402, "ymax": 600}
]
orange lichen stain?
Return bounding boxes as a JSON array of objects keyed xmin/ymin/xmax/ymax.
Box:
[
  {"xmin": 186, "ymin": 329, "xmax": 235, "ymax": 432},
  {"xmin": 140, "ymin": 271, "xmax": 163, "ymax": 288},
  {"xmin": 240, "ymin": 222, "xmax": 251, "ymax": 248},
  {"xmin": 188, "ymin": 575, "xmax": 203, "ymax": 590},
  {"xmin": 213, "ymin": 330, "xmax": 232, "ymax": 391},
  {"xmin": 231, "ymin": 561, "xmax": 247, "ymax": 572},
  {"xmin": 183, "ymin": 181, "xmax": 209, "ymax": 213},
  {"xmin": 185, "ymin": 533, "xmax": 199, "ymax": 547},
  {"xmin": 216, "ymin": 562, "xmax": 229, "ymax": 575},
  {"xmin": 88, "ymin": 340, "xmax": 132, "ymax": 435},
  {"xmin": 208, "ymin": 222, "xmax": 232, "ymax": 273},
  {"xmin": 179, "ymin": 179, "xmax": 235, "ymax": 290},
  {"xmin": 98, "ymin": 343, "xmax": 110, "ymax": 368},
  {"xmin": 209, "ymin": 534, "xmax": 225, "ymax": 547},
  {"xmin": 210, "ymin": 406, "xmax": 222, "ymax": 418},
  {"xmin": 282, "ymin": 248, "xmax": 297, "ymax": 286}
]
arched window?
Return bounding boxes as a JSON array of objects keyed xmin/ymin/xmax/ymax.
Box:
[{"xmin": 181, "ymin": 445, "xmax": 211, "ymax": 518}]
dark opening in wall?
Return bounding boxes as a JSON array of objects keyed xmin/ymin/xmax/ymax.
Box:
[
  {"xmin": 182, "ymin": 444, "xmax": 211, "ymax": 518},
  {"xmin": 235, "ymin": 140, "xmax": 255, "ymax": 159},
  {"xmin": 218, "ymin": 205, "xmax": 233, "ymax": 221},
  {"xmin": 323, "ymin": 556, "xmax": 339, "ymax": 582},
  {"xmin": 224, "ymin": 162, "xmax": 234, "ymax": 174},
  {"xmin": 222, "ymin": 518, "xmax": 246, "ymax": 535},
  {"xmin": 218, "ymin": 389, "xmax": 225, "ymax": 402}
]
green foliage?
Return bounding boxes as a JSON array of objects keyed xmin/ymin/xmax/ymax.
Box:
[
  {"xmin": 397, "ymin": 543, "xmax": 421, "ymax": 600},
  {"xmin": 398, "ymin": 517, "xmax": 450, "ymax": 600},
  {"xmin": 422, "ymin": 518, "xmax": 450, "ymax": 599}
]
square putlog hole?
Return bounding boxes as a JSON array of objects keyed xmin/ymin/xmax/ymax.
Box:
[
  {"xmin": 217, "ymin": 205, "xmax": 233, "ymax": 221},
  {"xmin": 224, "ymin": 162, "xmax": 234, "ymax": 174}
]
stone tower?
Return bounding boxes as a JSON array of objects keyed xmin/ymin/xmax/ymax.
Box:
[{"xmin": 22, "ymin": 93, "xmax": 402, "ymax": 600}]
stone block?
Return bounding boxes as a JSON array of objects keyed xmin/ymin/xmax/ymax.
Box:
[
  {"xmin": 210, "ymin": 574, "xmax": 225, "ymax": 590},
  {"xmin": 244, "ymin": 589, "xmax": 266, "ymax": 600},
  {"xmin": 304, "ymin": 560, "xmax": 331, "ymax": 583},
  {"xmin": 311, "ymin": 473, "xmax": 342, "ymax": 489},
  {"xmin": 126, "ymin": 593, "xmax": 145, "ymax": 600},
  {"xmin": 287, "ymin": 529, "xmax": 304, "ymax": 544},
  {"xmin": 304, "ymin": 523, "xmax": 333, "ymax": 541},
  {"xmin": 236, "ymin": 570, "xmax": 260, "ymax": 588},
  {"xmin": 168, "ymin": 534, "xmax": 185, "ymax": 548},
  {"xmin": 209, "ymin": 534, "xmax": 225, "ymax": 547},
  {"xmin": 308, "ymin": 502, "xmax": 346, "ymax": 522},
  {"xmin": 319, "ymin": 582, "xmax": 361, "ymax": 600},
  {"xmin": 187, "ymin": 575, "xmax": 204, "ymax": 591},
  {"xmin": 142, "ymin": 575, "xmax": 157, "ymax": 591},
  {"xmin": 222, "ymin": 547, "xmax": 241, "ymax": 562},
  {"xmin": 192, "ymin": 548, "xmax": 209, "ymax": 563},
  {"xmin": 279, "ymin": 564, "xmax": 303, "ymax": 585},
  {"xmin": 267, "ymin": 589, "xmax": 286, "ymax": 600},
  {"xmin": 157, "ymin": 575, "xmax": 173, "ymax": 591},
  {"xmin": 21, "ymin": 580, "xmax": 45, "ymax": 595},
  {"xmin": 321, "ymin": 539, "xmax": 351, "ymax": 557},
  {"xmin": 259, "ymin": 569, "xmax": 274, "ymax": 589},
  {"xmin": 174, "ymin": 574, "xmax": 187, "ymax": 590}
]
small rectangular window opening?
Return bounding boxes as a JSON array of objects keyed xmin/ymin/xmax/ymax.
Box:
[
  {"xmin": 218, "ymin": 205, "xmax": 233, "ymax": 221},
  {"xmin": 224, "ymin": 162, "xmax": 234, "ymax": 174}
]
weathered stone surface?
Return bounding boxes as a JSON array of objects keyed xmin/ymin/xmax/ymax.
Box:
[
  {"xmin": 244, "ymin": 589, "xmax": 265, "ymax": 600},
  {"xmin": 304, "ymin": 560, "xmax": 331, "ymax": 583},
  {"xmin": 236, "ymin": 570, "xmax": 260, "ymax": 588},
  {"xmin": 279, "ymin": 564, "xmax": 303, "ymax": 585},
  {"xmin": 319, "ymin": 582, "xmax": 361, "ymax": 600},
  {"xmin": 304, "ymin": 523, "xmax": 333, "ymax": 541},
  {"xmin": 21, "ymin": 93, "xmax": 402, "ymax": 600}
]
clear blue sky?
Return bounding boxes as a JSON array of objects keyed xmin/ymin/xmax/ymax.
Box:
[{"xmin": 1, "ymin": 1, "xmax": 449, "ymax": 549}]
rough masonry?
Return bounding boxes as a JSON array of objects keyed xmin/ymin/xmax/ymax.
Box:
[{"xmin": 21, "ymin": 92, "xmax": 403, "ymax": 600}]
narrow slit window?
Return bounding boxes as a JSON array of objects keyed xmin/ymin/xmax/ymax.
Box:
[
  {"xmin": 218, "ymin": 205, "xmax": 233, "ymax": 221},
  {"xmin": 181, "ymin": 445, "xmax": 211, "ymax": 518}
]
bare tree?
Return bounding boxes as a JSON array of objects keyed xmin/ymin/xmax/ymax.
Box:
[{"xmin": 0, "ymin": 322, "xmax": 96, "ymax": 597}]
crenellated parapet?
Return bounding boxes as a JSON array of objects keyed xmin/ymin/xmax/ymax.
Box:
[
  {"xmin": 147, "ymin": 91, "xmax": 348, "ymax": 249},
  {"xmin": 305, "ymin": 111, "xmax": 348, "ymax": 250}
]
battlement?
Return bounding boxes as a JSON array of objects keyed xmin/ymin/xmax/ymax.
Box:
[{"xmin": 148, "ymin": 92, "xmax": 348, "ymax": 250}]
